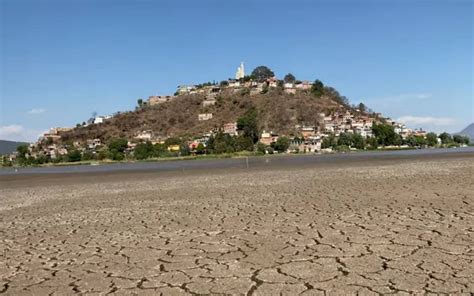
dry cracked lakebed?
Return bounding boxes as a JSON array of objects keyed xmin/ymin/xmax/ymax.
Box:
[{"xmin": 0, "ymin": 154, "xmax": 473, "ymax": 295}]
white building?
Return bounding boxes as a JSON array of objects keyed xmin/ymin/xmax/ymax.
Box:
[
  {"xmin": 198, "ymin": 113, "xmax": 213, "ymax": 121},
  {"xmin": 235, "ymin": 62, "xmax": 245, "ymax": 80}
]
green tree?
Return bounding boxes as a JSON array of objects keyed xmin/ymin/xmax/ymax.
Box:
[
  {"xmin": 322, "ymin": 135, "xmax": 337, "ymax": 149},
  {"xmin": 453, "ymin": 134, "xmax": 469, "ymax": 145},
  {"xmin": 439, "ymin": 132, "xmax": 452, "ymax": 145},
  {"xmin": 235, "ymin": 135, "xmax": 254, "ymax": 152},
  {"xmin": 271, "ymin": 136, "xmax": 290, "ymax": 153},
  {"xmin": 405, "ymin": 136, "xmax": 417, "ymax": 147},
  {"xmin": 372, "ymin": 123, "xmax": 397, "ymax": 146},
  {"xmin": 212, "ymin": 132, "xmax": 236, "ymax": 154},
  {"xmin": 358, "ymin": 102, "xmax": 367, "ymax": 113},
  {"xmin": 67, "ymin": 149, "xmax": 82, "ymax": 162},
  {"xmin": 284, "ymin": 73, "xmax": 296, "ymax": 83},
  {"xmin": 16, "ymin": 144, "xmax": 29, "ymax": 158},
  {"xmin": 179, "ymin": 143, "xmax": 190, "ymax": 156},
  {"xmin": 251, "ymin": 66, "xmax": 275, "ymax": 82},
  {"xmin": 415, "ymin": 136, "xmax": 427, "ymax": 147},
  {"xmin": 352, "ymin": 134, "xmax": 365, "ymax": 149},
  {"xmin": 237, "ymin": 108, "xmax": 259, "ymax": 143},
  {"xmin": 108, "ymin": 138, "xmax": 128, "ymax": 160},
  {"xmin": 137, "ymin": 98, "xmax": 143, "ymax": 107},
  {"xmin": 366, "ymin": 137, "xmax": 378, "ymax": 149},
  {"xmin": 196, "ymin": 143, "xmax": 206, "ymax": 154},
  {"xmin": 153, "ymin": 143, "xmax": 167, "ymax": 157},
  {"xmin": 311, "ymin": 79, "xmax": 324, "ymax": 97},
  {"xmin": 426, "ymin": 132, "xmax": 438, "ymax": 147},
  {"xmin": 337, "ymin": 133, "xmax": 352, "ymax": 147},
  {"xmin": 134, "ymin": 142, "xmax": 155, "ymax": 160},
  {"xmin": 256, "ymin": 142, "xmax": 267, "ymax": 154}
]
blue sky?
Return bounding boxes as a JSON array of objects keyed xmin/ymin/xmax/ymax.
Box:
[{"xmin": 1, "ymin": 0, "xmax": 472, "ymax": 142}]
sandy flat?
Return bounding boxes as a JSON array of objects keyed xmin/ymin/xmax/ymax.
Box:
[{"xmin": 0, "ymin": 153, "xmax": 473, "ymax": 295}]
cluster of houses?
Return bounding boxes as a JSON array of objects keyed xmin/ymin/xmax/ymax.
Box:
[{"xmin": 6, "ymin": 107, "xmax": 428, "ymax": 162}]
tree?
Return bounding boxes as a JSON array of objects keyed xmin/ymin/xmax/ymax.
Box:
[
  {"xmin": 337, "ymin": 133, "xmax": 352, "ymax": 147},
  {"xmin": 372, "ymin": 123, "xmax": 397, "ymax": 146},
  {"xmin": 322, "ymin": 135, "xmax": 337, "ymax": 149},
  {"xmin": 134, "ymin": 142, "xmax": 155, "ymax": 160},
  {"xmin": 179, "ymin": 143, "xmax": 190, "ymax": 156},
  {"xmin": 256, "ymin": 142, "xmax": 267, "ymax": 154},
  {"xmin": 358, "ymin": 102, "xmax": 367, "ymax": 113},
  {"xmin": 426, "ymin": 132, "xmax": 438, "ymax": 147},
  {"xmin": 439, "ymin": 132, "xmax": 452, "ymax": 145},
  {"xmin": 137, "ymin": 98, "xmax": 143, "ymax": 107},
  {"xmin": 415, "ymin": 136, "xmax": 427, "ymax": 147},
  {"xmin": 453, "ymin": 134, "xmax": 469, "ymax": 145},
  {"xmin": 272, "ymin": 136, "xmax": 290, "ymax": 153},
  {"xmin": 352, "ymin": 134, "xmax": 366, "ymax": 149},
  {"xmin": 16, "ymin": 144, "xmax": 29, "ymax": 158},
  {"xmin": 366, "ymin": 137, "xmax": 378, "ymax": 149},
  {"xmin": 284, "ymin": 73, "xmax": 296, "ymax": 83},
  {"xmin": 108, "ymin": 138, "xmax": 128, "ymax": 160},
  {"xmin": 251, "ymin": 66, "xmax": 275, "ymax": 82},
  {"xmin": 212, "ymin": 132, "xmax": 236, "ymax": 154},
  {"xmin": 66, "ymin": 149, "xmax": 82, "ymax": 162},
  {"xmin": 237, "ymin": 108, "xmax": 259, "ymax": 143},
  {"xmin": 311, "ymin": 79, "xmax": 324, "ymax": 97},
  {"xmin": 196, "ymin": 143, "xmax": 206, "ymax": 154},
  {"xmin": 235, "ymin": 135, "xmax": 254, "ymax": 152}
]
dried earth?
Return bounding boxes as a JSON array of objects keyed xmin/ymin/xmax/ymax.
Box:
[{"xmin": 0, "ymin": 154, "xmax": 473, "ymax": 295}]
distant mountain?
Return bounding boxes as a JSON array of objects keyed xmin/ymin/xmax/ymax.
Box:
[
  {"xmin": 457, "ymin": 123, "xmax": 474, "ymax": 141},
  {"xmin": 0, "ymin": 140, "xmax": 29, "ymax": 155}
]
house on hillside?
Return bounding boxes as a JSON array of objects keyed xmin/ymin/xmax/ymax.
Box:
[
  {"xmin": 223, "ymin": 122, "xmax": 238, "ymax": 136},
  {"xmin": 228, "ymin": 80, "xmax": 241, "ymax": 88},
  {"xmin": 198, "ymin": 113, "xmax": 213, "ymax": 121},
  {"xmin": 295, "ymin": 81, "xmax": 313, "ymax": 90},
  {"xmin": 135, "ymin": 130, "xmax": 153, "ymax": 141},
  {"xmin": 202, "ymin": 98, "xmax": 216, "ymax": 107},
  {"xmin": 177, "ymin": 85, "xmax": 195, "ymax": 95},
  {"xmin": 148, "ymin": 95, "xmax": 175, "ymax": 106},
  {"xmin": 87, "ymin": 139, "xmax": 102, "ymax": 150},
  {"xmin": 260, "ymin": 131, "xmax": 279, "ymax": 146},
  {"xmin": 301, "ymin": 126, "xmax": 316, "ymax": 138}
]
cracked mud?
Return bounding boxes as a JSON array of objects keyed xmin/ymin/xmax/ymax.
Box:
[{"xmin": 1, "ymin": 156, "xmax": 473, "ymax": 295}]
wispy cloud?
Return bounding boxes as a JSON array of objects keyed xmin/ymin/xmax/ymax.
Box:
[
  {"xmin": 0, "ymin": 124, "xmax": 45, "ymax": 142},
  {"xmin": 376, "ymin": 93, "xmax": 432, "ymax": 102},
  {"xmin": 397, "ymin": 116, "xmax": 456, "ymax": 127},
  {"xmin": 27, "ymin": 108, "xmax": 46, "ymax": 115}
]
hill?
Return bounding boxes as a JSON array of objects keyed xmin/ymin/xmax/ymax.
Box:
[
  {"xmin": 456, "ymin": 123, "xmax": 474, "ymax": 141},
  {"xmin": 0, "ymin": 140, "xmax": 29, "ymax": 155},
  {"xmin": 59, "ymin": 87, "xmax": 365, "ymax": 143}
]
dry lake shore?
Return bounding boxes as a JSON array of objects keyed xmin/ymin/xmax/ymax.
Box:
[{"xmin": 1, "ymin": 152, "xmax": 473, "ymax": 295}]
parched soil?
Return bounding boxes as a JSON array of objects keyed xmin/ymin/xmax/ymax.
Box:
[{"xmin": 0, "ymin": 156, "xmax": 473, "ymax": 295}]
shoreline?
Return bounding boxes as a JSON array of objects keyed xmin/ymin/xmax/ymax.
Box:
[{"xmin": 1, "ymin": 147, "xmax": 473, "ymax": 185}]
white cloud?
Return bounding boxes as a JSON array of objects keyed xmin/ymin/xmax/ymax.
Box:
[
  {"xmin": 0, "ymin": 124, "xmax": 45, "ymax": 142},
  {"xmin": 397, "ymin": 116, "xmax": 456, "ymax": 127},
  {"xmin": 27, "ymin": 108, "xmax": 46, "ymax": 114},
  {"xmin": 0, "ymin": 124, "xmax": 24, "ymax": 137},
  {"xmin": 376, "ymin": 93, "xmax": 432, "ymax": 102}
]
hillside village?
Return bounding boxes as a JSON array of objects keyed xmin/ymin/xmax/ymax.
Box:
[{"xmin": 3, "ymin": 64, "xmax": 470, "ymax": 165}]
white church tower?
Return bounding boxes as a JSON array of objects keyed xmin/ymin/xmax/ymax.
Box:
[{"xmin": 235, "ymin": 62, "xmax": 245, "ymax": 80}]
